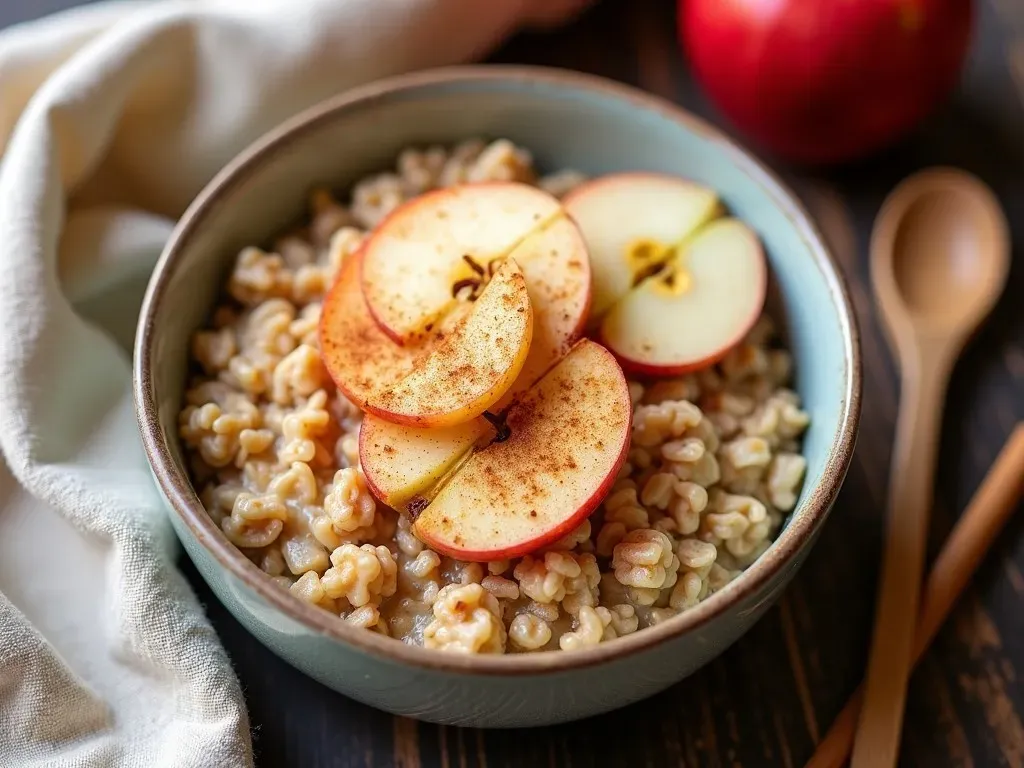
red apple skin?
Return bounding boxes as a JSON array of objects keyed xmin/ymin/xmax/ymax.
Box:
[
  {"xmin": 415, "ymin": 424, "xmax": 630, "ymax": 562},
  {"xmin": 599, "ymin": 329, "xmax": 736, "ymax": 379},
  {"xmin": 599, "ymin": 247, "xmax": 767, "ymax": 377},
  {"xmin": 417, "ymin": 449, "xmax": 625, "ymax": 562},
  {"xmin": 318, "ymin": 249, "xmax": 409, "ymax": 409},
  {"xmin": 561, "ymin": 171, "xmax": 718, "ymax": 207},
  {"xmin": 599, "ymin": 313, "xmax": 754, "ymax": 377},
  {"xmin": 681, "ymin": 0, "xmax": 973, "ymax": 165},
  {"xmin": 358, "ymin": 184, "xmax": 450, "ymax": 347},
  {"xmin": 359, "ymin": 181, "xmax": 562, "ymax": 346},
  {"xmin": 413, "ymin": 341, "xmax": 633, "ymax": 562},
  {"xmin": 357, "ymin": 414, "xmax": 488, "ymax": 512},
  {"xmin": 360, "ymin": 448, "xmax": 390, "ymax": 506}
]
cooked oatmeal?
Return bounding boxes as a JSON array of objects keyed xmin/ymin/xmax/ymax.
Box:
[{"xmin": 179, "ymin": 139, "xmax": 810, "ymax": 653}]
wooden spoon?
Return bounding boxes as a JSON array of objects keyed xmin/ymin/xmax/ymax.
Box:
[
  {"xmin": 851, "ymin": 168, "xmax": 1011, "ymax": 768},
  {"xmin": 808, "ymin": 423, "xmax": 1024, "ymax": 768}
]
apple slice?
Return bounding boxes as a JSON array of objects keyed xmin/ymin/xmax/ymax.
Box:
[
  {"xmin": 359, "ymin": 416, "xmax": 493, "ymax": 510},
  {"xmin": 361, "ymin": 182, "xmax": 563, "ymax": 343},
  {"xmin": 412, "ymin": 340, "xmax": 631, "ymax": 561},
  {"xmin": 492, "ymin": 215, "xmax": 591, "ymax": 409},
  {"xmin": 358, "ymin": 215, "xmax": 592, "ymax": 509},
  {"xmin": 563, "ymin": 172, "xmax": 722, "ymax": 318},
  {"xmin": 320, "ymin": 254, "xmax": 533, "ymax": 428},
  {"xmin": 319, "ymin": 249, "xmax": 413, "ymax": 407},
  {"xmin": 600, "ymin": 218, "xmax": 766, "ymax": 375},
  {"xmin": 564, "ymin": 172, "xmax": 766, "ymax": 374},
  {"xmin": 362, "ymin": 259, "xmax": 533, "ymax": 427}
]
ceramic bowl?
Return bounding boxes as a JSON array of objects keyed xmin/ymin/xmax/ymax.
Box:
[{"xmin": 134, "ymin": 65, "xmax": 861, "ymax": 728}]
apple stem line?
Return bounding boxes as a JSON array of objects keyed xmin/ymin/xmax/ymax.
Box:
[
  {"xmin": 481, "ymin": 411, "xmax": 511, "ymax": 442},
  {"xmin": 462, "ymin": 253, "xmax": 486, "ymax": 275}
]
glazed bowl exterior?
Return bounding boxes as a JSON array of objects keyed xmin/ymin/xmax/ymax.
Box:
[{"xmin": 134, "ymin": 65, "xmax": 861, "ymax": 728}]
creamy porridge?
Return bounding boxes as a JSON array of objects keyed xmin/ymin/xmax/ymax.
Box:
[{"xmin": 179, "ymin": 138, "xmax": 809, "ymax": 653}]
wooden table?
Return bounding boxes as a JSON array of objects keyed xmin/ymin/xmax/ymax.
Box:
[{"xmin": 5, "ymin": 1, "xmax": 1023, "ymax": 765}]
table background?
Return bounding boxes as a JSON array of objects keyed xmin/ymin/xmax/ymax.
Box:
[{"xmin": 4, "ymin": 1, "xmax": 1023, "ymax": 766}]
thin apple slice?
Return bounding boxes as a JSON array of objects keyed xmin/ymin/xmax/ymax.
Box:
[
  {"xmin": 361, "ymin": 259, "xmax": 533, "ymax": 428},
  {"xmin": 319, "ymin": 248, "xmax": 414, "ymax": 408},
  {"xmin": 492, "ymin": 215, "xmax": 592, "ymax": 410},
  {"xmin": 361, "ymin": 183, "xmax": 563, "ymax": 343},
  {"xmin": 321, "ymin": 253, "xmax": 533, "ymax": 427},
  {"xmin": 600, "ymin": 218, "xmax": 766, "ymax": 375},
  {"xmin": 360, "ymin": 415, "xmax": 493, "ymax": 511},
  {"xmin": 563, "ymin": 172, "xmax": 721, "ymax": 318},
  {"xmin": 413, "ymin": 340, "xmax": 631, "ymax": 561}
]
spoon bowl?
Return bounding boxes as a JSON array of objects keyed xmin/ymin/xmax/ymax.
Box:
[{"xmin": 874, "ymin": 168, "xmax": 1010, "ymax": 346}]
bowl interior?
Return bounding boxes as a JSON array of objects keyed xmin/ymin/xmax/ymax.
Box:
[{"xmin": 142, "ymin": 69, "xmax": 857, "ymax": 665}]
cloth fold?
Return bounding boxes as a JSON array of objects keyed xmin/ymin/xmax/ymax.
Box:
[{"xmin": 0, "ymin": 1, "xmax": 589, "ymax": 764}]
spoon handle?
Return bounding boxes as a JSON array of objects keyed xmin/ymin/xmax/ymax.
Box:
[
  {"xmin": 806, "ymin": 422, "xmax": 1024, "ymax": 768},
  {"xmin": 850, "ymin": 345, "xmax": 951, "ymax": 768}
]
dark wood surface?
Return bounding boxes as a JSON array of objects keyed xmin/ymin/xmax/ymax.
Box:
[{"xmin": 5, "ymin": 1, "xmax": 1023, "ymax": 766}]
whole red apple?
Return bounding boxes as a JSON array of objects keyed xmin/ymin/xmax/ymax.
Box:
[{"xmin": 680, "ymin": 0, "xmax": 974, "ymax": 165}]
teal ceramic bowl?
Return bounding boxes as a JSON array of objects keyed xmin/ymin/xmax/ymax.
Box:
[{"xmin": 134, "ymin": 65, "xmax": 861, "ymax": 728}]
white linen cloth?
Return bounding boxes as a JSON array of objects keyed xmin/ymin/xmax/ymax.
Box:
[{"xmin": 0, "ymin": 1, "xmax": 589, "ymax": 765}]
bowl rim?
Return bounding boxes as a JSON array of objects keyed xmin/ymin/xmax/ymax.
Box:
[{"xmin": 134, "ymin": 63, "xmax": 862, "ymax": 676}]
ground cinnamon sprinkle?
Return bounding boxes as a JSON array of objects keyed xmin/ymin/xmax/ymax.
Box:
[
  {"xmin": 319, "ymin": 258, "xmax": 411, "ymax": 400},
  {"xmin": 420, "ymin": 343, "xmax": 629, "ymax": 534}
]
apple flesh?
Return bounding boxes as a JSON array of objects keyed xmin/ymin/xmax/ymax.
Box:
[
  {"xmin": 600, "ymin": 218, "xmax": 765, "ymax": 375},
  {"xmin": 362, "ymin": 259, "xmax": 533, "ymax": 427},
  {"xmin": 358, "ymin": 217, "xmax": 593, "ymax": 509},
  {"xmin": 359, "ymin": 415, "xmax": 493, "ymax": 511},
  {"xmin": 319, "ymin": 253, "xmax": 533, "ymax": 428},
  {"xmin": 412, "ymin": 340, "xmax": 631, "ymax": 561},
  {"xmin": 564, "ymin": 173, "xmax": 765, "ymax": 374},
  {"xmin": 318, "ymin": 250, "xmax": 413, "ymax": 407},
  {"xmin": 355, "ymin": 183, "xmax": 593, "ymax": 498},
  {"xmin": 360, "ymin": 182, "xmax": 563, "ymax": 343},
  {"xmin": 492, "ymin": 214, "xmax": 591, "ymax": 410},
  {"xmin": 563, "ymin": 172, "xmax": 721, "ymax": 318}
]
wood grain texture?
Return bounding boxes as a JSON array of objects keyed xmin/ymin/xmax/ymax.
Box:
[
  {"xmin": 852, "ymin": 166, "xmax": 1012, "ymax": 768},
  {"xmin": 809, "ymin": 424, "xmax": 1024, "ymax": 768},
  {"xmin": 4, "ymin": 0, "xmax": 1022, "ymax": 765}
]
